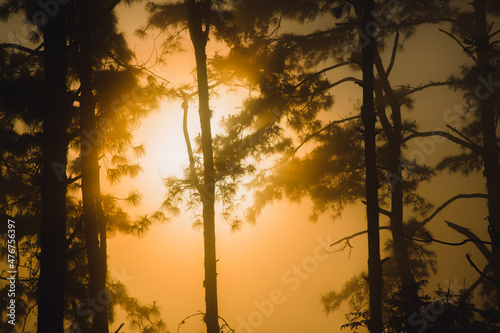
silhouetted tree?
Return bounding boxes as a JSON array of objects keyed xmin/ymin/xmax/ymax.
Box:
[
  {"xmin": 358, "ymin": 1, "xmax": 383, "ymax": 332},
  {"xmin": 144, "ymin": 1, "xmax": 248, "ymax": 331},
  {"xmin": 37, "ymin": 2, "xmax": 70, "ymax": 331},
  {"xmin": 0, "ymin": 1, "xmax": 169, "ymax": 331}
]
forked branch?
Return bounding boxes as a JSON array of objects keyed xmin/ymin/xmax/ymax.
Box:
[{"xmin": 181, "ymin": 91, "xmax": 204, "ymax": 195}]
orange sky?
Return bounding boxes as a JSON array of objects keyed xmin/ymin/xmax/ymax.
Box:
[
  {"xmin": 103, "ymin": 3, "xmax": 491, "ymax": 333},
  {"xmin": 0, "ymin": 2, "xmax": 492, "ymax": 332}
]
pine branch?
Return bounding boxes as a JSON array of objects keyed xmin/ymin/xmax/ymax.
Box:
[
  {"xmin": 67, "ymin": 246, "xmax": 87, "ymax": 259},
  {"xmin": 402, "ymin": 129, "xmax": 481, "ymax": 153},
  {"xmin": 416, "ymin": 193, "xmax": 488, "ymax": 231},
  {"xmin": 445, "ymin": 124, "xmax": 479, "ymax": 148},
  {"xmin": 385, "ymin": 31, "xmax": 399, "ymax": 77},
  {"xmin": 373, "ymin": 79, "xmax": 393, "ymax": 137},
  {"xmin": 67, "ymin": 216, "xmax": 85, "ymax": 247},
  {"xmin": 303, "ymin": 77, "xmax": 362, "ymax": 98},
  {"xmin": 330, "ymin": 226, "xmax": 392, "ymax": 247},
  {"xmin": 402, "ymin": 229, "xmax": 494, "ymax": 247},
  {"xmin": 445, "ymin": 220, "xmax": 492, "ymax": 261},
  {"xmin": 401, "ymin": 79, "xmax": 463, "ymax": 96},
  {"xmin": 67, "ymin": 174, "xmax": 82, "ymax": 185},
  {"xmin": 0, "ymin": 43, "xmax": 43, "ymax": 55},
  {"xmin": 113, "ymin": 323, "xmax": 125, "ymax": 333},
  {"xmin": 294, "ymin": 62, "xmax": 358, "ymax": 89},
  {"xmin": 466, "ymin": 254, "xmax": 500, "ymax": 285},
  {"xmin": 293, "ymin": 115, "xmax": 361, "ymax": 154},
  {"xmin": 181, "ymin": 91, "xmax": 204, "ymax": 195},
  {"xmin": 361, "ymin": 200, "xmax": 391, "ymax": 217},
  {"xmin": 467, "ymin": 264, "xmax": 489, "ymax": 294},
  {"xmin": 489, "ymin": 29, "xmax": 500, "ymax": 39},
  {"xmin": 439, "ymin": 28, "xmax": 478, "ymax": 63}
]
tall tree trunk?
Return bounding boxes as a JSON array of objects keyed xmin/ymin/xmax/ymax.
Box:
[
  {"xmin": 186, "ymin": 1, "xmax": 220, "ymax": 332},
  {"xmin": 38, "ymin": 4, "xmax": 68, "ymax": 333},
  {"xmin": 474, "ymin": 0, "xmax": 500, "ymax": 305},
  {"xmin": 79, "ymin": 1, "xmax": 109, "ymax": 331},
  {"xmin": 373, "ymin": 51, "xmax": 420, "ymax": 320},
  {"xmin": 359, "ymin": 0, "xmax": 383, "ymax": 332}
]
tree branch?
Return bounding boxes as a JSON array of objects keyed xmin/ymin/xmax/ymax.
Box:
[
  {"xmin": 113, "ymin": 323, "xmax": 125, "ymax": 333},
  {"xmin": 67, "ymin": 174, "xmax": 82, "ymax": 185},
  {"xmin": 330, "ymin": 226, "xmax": 392, "ymax": 247},
  {"xmin": 467, "ymin": 264, "xmax": 489, "ymax": 294},
  {"xmin": 294, "ymin": 62, "xmax": 359, "ymax": 89},
  {"xmin": 322, "ymin": 76, "xmax": 362, "ymax": 92},
  {"xmin": 401, "ymin": 79, "xmax": 463, "ymax": 96},
  {"xmin": 361, "ymin": 200, "xmax": 391, "ymax": 217},
  {"xmin": 181, "ymin": 92, "xmax": 204, "ymax": 195},
  {"xmin": 445, "ymin": 220, "xmax": 492, "ymax": 261},
  {"xmin": 67, "ymin": 216, "xmax": 85, "ymax": 247},
  {"xmin": 402, "ymin": 129, "xmax": 481, "ymax": 153},
  {"xmin": 402, "ymin": 229, "xmax": 494, "ymax": 247},
  {"xmin": 0, "ymin": 43, "xmax": 43, "ymax": 55},
  {"xmin": 385, "ymin": 31, "xmax": 399, "ymax": 77},
  {"xmin": 416, "ymin": 193, "xmax": 488, "ymax": 231},
  {"xmin": 439, "ymin": 28, "xmax": 478, "ymax": 63},
  {"xmin": 466, "ymin": 254, "xmax": 500, "ymax": 285},
  {"xmin": 293, "ymin": 115, "xmax": 361, "ymax": 154},
  {"xmin": 445, "ymin": 124, "xmax": 479, "ymax": 148}
]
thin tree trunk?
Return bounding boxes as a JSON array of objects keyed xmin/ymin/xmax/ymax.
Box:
[
  {"xmin": 38, "ymin": 4, "xmax": 68, "ymax": 333},
  {"xmin": 373, "ymin": 51, "xmax": 420, "ymax": 320},
  {"xmin": 79, "ymin": 1, "xmax": 109, "ymax": 331},
  {"xmin": 186, "ymin": 1, "xmax": 220, "ymax": 332},
  {"xmin": 473, "ymin": 0, "xmax": 500, "ymax": 304},
  {"xmin": 359, "ymin": 0, "xmax": 383, "ymax": 332}
]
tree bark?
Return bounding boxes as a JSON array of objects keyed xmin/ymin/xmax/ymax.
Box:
[
  {"xmin": 186, "ymin": 1, "xmax": 220, "ymax": 332},
  {"xmin": 359, "ymin": 0, "xmax": 383, "ymax": 332},
  {"xmin": 38, "ymin": 4, "xmax": 68, "ymax": 333},
  {"xmin": 473, "ymin": 0, "xmax": 500, "ymax": 305},
  {"xmin": 78, "ymin": 1, "xmax": 109, "ymax": 331}
]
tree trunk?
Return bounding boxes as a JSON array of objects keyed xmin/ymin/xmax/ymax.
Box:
[
  {"xmin": 473, "ymin": 0, "xmax": 500, "ymax": 304},
  {"xmin": 186, "ymin": 1, "xmax": 220, "ymax": 332},
  {"xmin": 359, "ymin": 0, "xmax": 383, "ymax": 332},
  {"xmin": 79, "ymin": 1, "xmax": 109, "ymax": 331},
  {"xmin": 373, "ymin": 50, "xmax": 420, "ymax": 321},
  {"xmin": 38, "ymin": 4, "xmax": 68, "ymax": 333}
]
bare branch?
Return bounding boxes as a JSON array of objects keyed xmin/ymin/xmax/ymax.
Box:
[
  {"xmin": 401, "ymin": 79, "xmax": 463, "ymax": 96},
  {"xmin": 445, "ymin": 220, "xmax": 492, "ymax": 261},
  {"xmin": 113, "ymin": 323, "xmax": 125, "ymax": 333},
  {"xmin": 403, "ymin": 129, "xmax": 481, "ymax": 153},
  {"xmin": 467, "ymin": 264, "xmax": 489, "ymax": 294},
  {"xmin": 416, "ymin": 193, "xmax": 488, "ymax": 231},
  {"xmin": 330, "ymin": 226, "xmax": 392, "ymax": 247},
  {"xmin": 182, "ymin": 92, "xmax": 204, "ymax": 195},
  {"xmin": 324, "ymin": 76, "xmax": 362, "ymax": 91},
  {"xmin": 386, "ymin": 31, "xmax": 399, "ymax": 77},
  {"xmin": 67, "ymin": 174, "xmax": 83, "ymax": 185},
  {"xmin": 445, "ymin": 124, "xmax": 479, "ymax": 149},
  {"xmin": 466, "ymin": 254, "xmax": 500, "ymax": 285},
  {"xmin": 403, "ymin": 229, "xmax": 494, "ymax": 247},
  {"xmin": 489, "ymin": 29, "xmax": 500, "ymax": 39},
  {"xmin": 362, "ymin": 200, "xmax": 391, "ymax": 217},
  {"xmin": 293, "ymin": 115, "xmax": 361, "ymax": 154}
]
